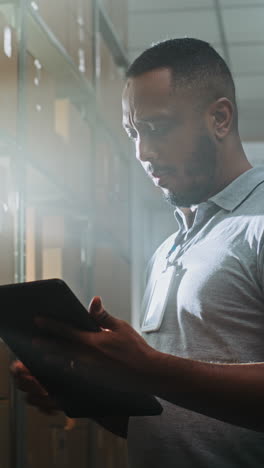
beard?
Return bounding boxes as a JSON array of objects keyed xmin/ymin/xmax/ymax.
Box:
[{"xmin": 163, "ymin": 133, "xmax": 218, "ymax": 208}]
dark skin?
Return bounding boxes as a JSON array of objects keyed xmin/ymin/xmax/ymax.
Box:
[
  {"xmin": 122, "ymin": 68, "xmax": 251, "ymax": 211},
  {"xmin": 12, "ymin": 68, "xmax": 264, "ymax": 436}
]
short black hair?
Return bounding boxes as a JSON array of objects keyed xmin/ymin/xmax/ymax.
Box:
[{"xmin": 126, "ymin": 38, "xmax": 238, "ymax": 130}]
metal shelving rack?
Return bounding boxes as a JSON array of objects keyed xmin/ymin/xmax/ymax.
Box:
[{"xmin": 0, "ymin": 1, "xmax": 130, "ymax": 467}]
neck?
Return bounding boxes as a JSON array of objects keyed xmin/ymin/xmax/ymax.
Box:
[
  {"xmin": 180, "ymin": 206, "xmax": 197, "ymax": 229},
  {"xmin": 180, "ymin": 137, "xmax": 252, "ymax": 229},
  {"xmin": 213, "ymin": 136, "xmax": 252, "ymax": 193}
]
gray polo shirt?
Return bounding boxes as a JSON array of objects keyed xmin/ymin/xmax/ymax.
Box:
[{"xmin": 128, "ymin": 167, "xmax": 264, "ymax": 468}]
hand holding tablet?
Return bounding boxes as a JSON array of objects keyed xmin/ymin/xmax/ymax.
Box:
[{"xmin": 1, "ymin": 279, "xmax": 162, "ymax": 417}]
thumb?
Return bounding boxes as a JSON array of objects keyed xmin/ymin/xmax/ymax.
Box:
[{"xmin": 88, "ymin": 296, "xmax": 118, "ymax": 331}]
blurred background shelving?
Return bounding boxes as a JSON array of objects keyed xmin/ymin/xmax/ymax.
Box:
[{"xmin": 0, "ymin": 1, "xmax": 132, "ymax": 467}]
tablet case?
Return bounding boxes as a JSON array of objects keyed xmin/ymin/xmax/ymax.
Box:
[{"xmin": 0, "ymin": 279, "xmax": 163, "ymax": 417}]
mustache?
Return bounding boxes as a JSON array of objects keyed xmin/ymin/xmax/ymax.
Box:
[{"xmin": 147, "ymin": 164, "xmax": 177, "ymax": 177}]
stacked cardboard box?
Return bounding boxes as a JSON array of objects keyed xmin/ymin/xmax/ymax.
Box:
[
  {"xmin": 2, "ymin": 1, "xmax": 131, "ymax": 467},
  {"xmin": 27, "ymin": 54, "xmax": 92, "ymax": 199},
  {"xmin": 31, "ymin": 0, "xmax": 94, "ymax": 83},
  {"xmin": 54, "ymin": 98, "xmax": 92, "ymax": 198}
]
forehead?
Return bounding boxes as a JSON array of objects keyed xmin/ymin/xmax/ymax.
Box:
[{"xmin": 122, "ymin": 68, "xmax": 179, "ymax": 122}]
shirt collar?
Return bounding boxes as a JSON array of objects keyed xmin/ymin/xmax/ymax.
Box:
[
  {"xmin": 174, "ymin": 166, "xmax": 264, "ymax": 224},
  {"xmin": 209, "ymin": 166, "xmax": 264, "ymax": 212}
]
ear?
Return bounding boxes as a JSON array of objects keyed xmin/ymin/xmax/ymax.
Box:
[{"xmin": 208, "ymin": 98, "xmax": 234, "ymax": 141}]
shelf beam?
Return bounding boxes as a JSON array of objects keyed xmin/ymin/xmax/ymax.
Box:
[{"xmin": 98, "ymin": 3, "xmax": 129, "ymax": 68}]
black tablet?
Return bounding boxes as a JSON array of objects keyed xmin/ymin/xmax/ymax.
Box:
[{"xmin": 0, "ymin": 279, "xmax": 163, "ymax": 417}]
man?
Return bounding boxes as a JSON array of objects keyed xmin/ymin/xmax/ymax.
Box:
[{"xmin": 13, "ymin": 38, "xmax": 264, "ymax": 467}]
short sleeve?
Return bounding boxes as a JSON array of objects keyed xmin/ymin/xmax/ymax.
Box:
[{"xmin": 257, "ymin": 239, "xmax": 264, "ymax": 293}]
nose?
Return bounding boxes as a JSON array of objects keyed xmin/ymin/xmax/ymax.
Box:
[{"xmin": 136, "ymin": 137, "xmax": 159, "ymax": 163}]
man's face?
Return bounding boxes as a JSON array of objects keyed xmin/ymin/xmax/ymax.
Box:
[{"xmin": 122, "ymin": 68, "xmax": 218, "ymax": 208}]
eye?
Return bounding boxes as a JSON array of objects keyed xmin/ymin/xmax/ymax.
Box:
[
  {"xmin": 125, "ymin": 128, "xmax": 138, "ymax": 140},
  {"xmin": 148, "ymin": 124, "xmax": 170, "ymax": 137}
]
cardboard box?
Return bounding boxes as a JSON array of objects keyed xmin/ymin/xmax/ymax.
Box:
[
  {"xmin": 26, "ymin": 53, "xmax": 87, "ymax": 192},
  {"xmin": 31, "ymin": 0, "xmax": 94, "ymax": 67},
  {"xmin": 54, "ymin": 98, "xmax": 92, "ymax": 197}
]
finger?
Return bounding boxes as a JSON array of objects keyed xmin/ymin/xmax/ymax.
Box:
[
  {"xmin": 10, "ymin": 360, "xmax": 30, "ymax": 376},
  {"xmin": 88, "ymin": 296, "xmax": 102, "ymax": 314},
  {"xmin": 35, "ymin": 317, "xmax": 83, "ymax": 340},
  {"xmin": 11, "ymin": 360, "xmax": 49, "ymax": 395},
  {"xmin": 14, "ymin": 374, "xmax": 48, "ymax": 396},
  {"xmin": 34, "ymin": 315, "xmax": 112, "ymax": 352},
  {"xmin": 26, "ymin": 393, "xmax": 58, "ymax": 414},
  {"xmin": 32, "ymin": 336, "xmax": 71, "ymax": 354},
  {"xmin": 34, "ymin": 317, "xmax": 96, "ymax": 348},
  {"xmin": 88, "ymin": 297, "xmax": 119, "ymax": 331},
  {"xmin": 41, "ymin": 352, "xmax": 76, "ymax": 372},
  {"xmin": 31, "ymin": 338, "xmax": 76, "ymax": 373}
]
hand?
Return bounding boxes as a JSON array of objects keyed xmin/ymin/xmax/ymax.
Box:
[
  {"xmin": 34, "ymin": 297, "xmax": 157, "ymax": 393},
  {"xmin": 10, "ymin": 360, "xmax": 59, "ymax": 414}
]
